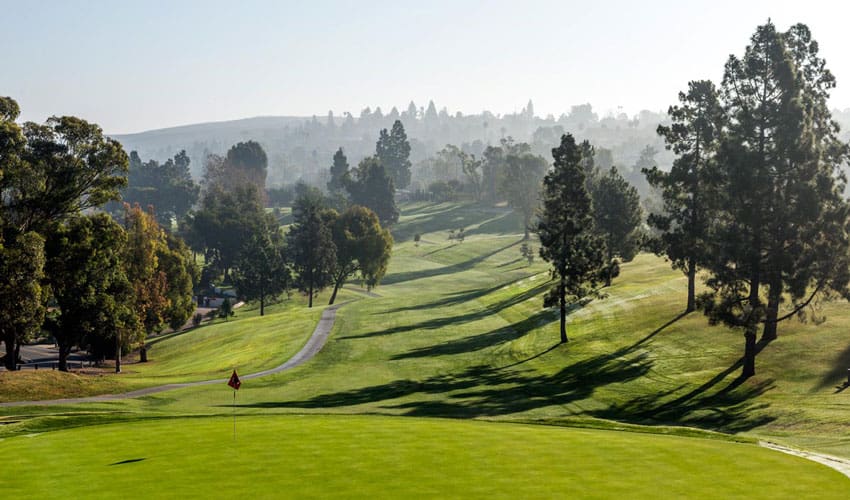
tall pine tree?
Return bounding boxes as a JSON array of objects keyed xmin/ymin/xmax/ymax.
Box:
[{"xmin": 537, "ymin": 134, "xmax": 605, "ymax": 343}]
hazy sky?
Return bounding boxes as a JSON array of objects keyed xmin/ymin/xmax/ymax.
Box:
[{"xmin": 3, "ymin": 0, "xmax": 849, "ymax": 134}]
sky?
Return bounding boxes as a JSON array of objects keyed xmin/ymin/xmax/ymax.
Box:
[{"xmin": 2, "ymin": 0, "xmax": 849, "ymax": 134}]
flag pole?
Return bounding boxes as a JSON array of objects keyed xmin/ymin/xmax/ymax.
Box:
[{"xmin": 233, "ymin": 388, "xmax": 237, "ymax": 441}]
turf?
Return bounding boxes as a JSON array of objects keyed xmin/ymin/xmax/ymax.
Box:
[
  {"xmin": 1, "ymin": 415, "xmax": 846, "ymax": 499},
  {"xmin": 2, "ymin": 201, "xmax": 850, "ymax": 490}
]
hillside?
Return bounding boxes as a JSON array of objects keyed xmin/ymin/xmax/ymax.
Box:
[{"xmin": 2, "ymin": 202, "xmax": 850, "ymax": 462}]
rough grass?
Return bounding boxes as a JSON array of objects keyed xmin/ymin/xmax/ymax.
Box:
[{"xmin": 1, "ymin": 415, "xmax": 846, "ymax": 499}]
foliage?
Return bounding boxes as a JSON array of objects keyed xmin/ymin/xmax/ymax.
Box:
[
  {"xmin": 327, "ymin": 147, "xmax": 350, "ymax": 195},
  {"xmin": 0, "ymin": 232, "xmax": 45, "ymax": 370},
  {"xmin": 116, "ymin": 150, "xmax": 200, "ymax": 228},
  {"xmin": 7, "ymin": 115, "xmax": 128, "ymax": 234},
  {"xmin": 347, "ymin": 156, "xmax": 399, "ymax": 225},
  {"xmin": 325, "ymin": 205, "xmax": 393, "ymax": 305},
  {"xmin": 375, "ymin": 120, "xmax": 412, "ymax": 189},
  {"xmin": 159, "ymin": 233, "xmax": 199, "ymax": 330},
  {"xmin": 287, "ymin": 189, "xmax": 336, "ymax": 307},
  {"xmin": 537, "ymin": 134, "xmax": 605, "ymax": 343},
  {"xmin": 646, "ymin": 80, "xmax": 724, "ymax": 312},
  {"xmin": 219, "ymin": 298, "xmax": 234, "ymax": 321},
  {"xmin": 45, "ymin": 214, "xmax": 137, "ymax": 370},
  {"xmin": 123, "ymin": 203, "xmax": 170, "ymax": 337},
  {"xmin": 233, "ymin": 223, "xmax": 290, "ymax": 315},
  {"xmin": 698, "ymin": 22, "xmax": 850, "ymax": 377},
  {"xmin": 591, "ymin": 167, "xmax": 642, "ymax": 286},
  {"xmin": 190, "ymin": 184, "xmax": 268, "ymax": 279},
  {"xmin": 501, "ymin": 151, "xmax": 547, "ymax": 239}
]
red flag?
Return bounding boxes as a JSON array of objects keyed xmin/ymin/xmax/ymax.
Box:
[{"xmin": 227, "ymin": 369, "xmax": 241, "ymax": 390}]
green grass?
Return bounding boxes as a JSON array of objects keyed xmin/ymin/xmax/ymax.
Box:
[
  {"xmin": 2, "ymin": 200, "xmax": 850, "ymax": 492},
  {"xmin": 1, "ymin": 415, "xmax": 846, "ymax": 499}
]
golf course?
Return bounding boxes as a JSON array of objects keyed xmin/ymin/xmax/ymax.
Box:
[{"xmin": 2, "ymin": 202, "xmax": 849, "ymax": 497}]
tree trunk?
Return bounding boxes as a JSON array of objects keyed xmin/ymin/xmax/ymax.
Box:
[
  {"xmin": 308, "ymin": 281, "xmax": 314, "ymax": 308},
  {"xmin": 329, "ymin": 281, "xmax": 341, "ymax": 306},
  {"xmin": 140, "ymin": 345, "xmax": 148, "ymax": 362},
  {"xmin": 559, "ymin": 277, "xmax": 568, "ymax": 344},
  {"xmin": 57, "ymin": 340, "xmax": 71, "ymax": 372},
  {"xmin": 115, "ymin": 332, "xmax": 121, "ymax": 374},
  {"xmin": 260, "ymin": 293, "xmax": 265, "ymax": 316},
  {"xmin": 3, "ymin": 337, "xmax": 17, "ymax": 371},
  {"xmin": 605, "ymin": 248, "xmax": 614, "ymax": 287},
  {"xmin": 762, "ymin": 274, "xmax": 781, "ymax": 342},
  {"xmin": 686, "ymin": 259, "xmax": 696, "ymax": 313},
  {"xmin": 742, "ymin": 324, "xmax": 757, "ymax": 379},
  {"xmin": 14, "ymin": 342, "xmax": 21, "ymax": 369}
]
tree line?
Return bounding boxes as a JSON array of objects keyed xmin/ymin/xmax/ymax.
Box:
[
  {"xmin": 0, "ymin": 100, "xmax": 197, "ymax": 372},
  {"xmin": 539, "ymin": 21, "xmax": 850, "ymax": 379}
]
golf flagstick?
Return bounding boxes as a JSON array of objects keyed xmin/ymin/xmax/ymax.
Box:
[{"xmin": 227, "ymin": 369, "xmax": 242, "ymax": 441}]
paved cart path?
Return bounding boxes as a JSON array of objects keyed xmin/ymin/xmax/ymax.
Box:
[{"xmin": 0, "ymin": 302, "xmax": 346, "ymax": 408}]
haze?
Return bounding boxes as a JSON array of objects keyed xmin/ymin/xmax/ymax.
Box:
[{"xmin": 3, "ymin": 0, "xmax": 849, "ymax": 134}]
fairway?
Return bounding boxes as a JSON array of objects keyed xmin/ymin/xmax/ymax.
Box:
[{"xmin": 1, "ymin": 415, "xmax": 846, "ymax": 499}]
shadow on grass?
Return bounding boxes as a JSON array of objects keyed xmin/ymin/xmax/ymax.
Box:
[
  {"xmin": 815, "ymin": 342, "xmax": 850, "ymax": 392},
  {"xmin": 393, "ymin": 204, "xmax": 515, "ymax": 242},
  {"xmin": 390, "ymin": 309, "xmax": 558, "ymax": 359},
  {"xmin": 384, "ymin": 273, "xmax": 548, "ymax": 314},
  {"xmin": 590, "ymin": 339, "xmax": 778, "ymax": 433},
  {"xmin": 381, "ymin": 239, "xmax": 522, "ymax": 285},
  {"xmin": 339, "ymin": 280, "xmax": 554, "ymax": 341},
  {"xmin": 237, "ymin": 349, "xmax": 654, "ymax": 418}
]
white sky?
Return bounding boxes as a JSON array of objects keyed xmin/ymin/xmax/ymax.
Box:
[{"xmin": 2, "ymin": 0, "xmax": 849, "ymax": 134}]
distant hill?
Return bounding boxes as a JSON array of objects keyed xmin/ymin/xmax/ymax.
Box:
[{"xmin": 109, "ymin": 102, "xmax": 677, "ymax": 194}]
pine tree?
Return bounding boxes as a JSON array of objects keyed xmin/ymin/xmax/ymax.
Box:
[
  {"xmin": 375, "ymin": 120, "xmax": 412, "ymax": 189},
  {"xmin": 327, "ymin": 147, "xmax": 350, "ymax": 195},
  {"xmin": 647, "ymin": 80, "xmax": 725, "ymax": 312},
  {"xmin": 591, "ymin": 167, "xmax": 642, "ymax": 286},
  {"xmin": 537, "ymin": 134, "xmax": 605, "ymax": 343},
  {"xmin": 288, "ymin": 189, "xmax": 336, "ymax": 307}
]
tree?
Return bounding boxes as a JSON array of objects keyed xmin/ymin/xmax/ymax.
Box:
[
  {"xmin": 646, "ymin": 80, "xmax": 725, "ymax": 312},
  {"xmin": 159, "ymin": 232, "xmax": 199, "ymax": 330},
  {"xmin": 376, "ymin": 120, "xmax": 412, "ymax": 189},
  {"xmin": 118, "ymin": 150, "xmax": 200, "ymax": 228},
  {"xmin": 7, "ymin": 115, "xmax": 128, "ymax": 235},
  {"xmin": 288, "ymin": 189, "xmax": 336, "ymax": 307},
  {"xmin": 0, "ymin": 232, "xmax": 45, "ymax": 370},
  {"xmin": 327, "ymin": 147, "xmax": 351, "ymax": 195},
  {"xmin": 45, "ymin": 214, "xmax": 137, "ymax": 372},
  {"xmin": 191, "ymin": 184, "xmax": 266, "ymax": 281},
  {"xmin": 233, "ymin": 225, "xmax": 289, "ymax": 316},
  {"xmin": 592, "ymin": 167, "xmax": 643, "ymax": 286},
  {"xmin": 326, "ymin": 205, "xmax": 393, "ymax": 305},
  {"xmin": 123, "ymin": 204, "xmax": 170, "ymax": 340},
  {"xmin": 699, "ymin": 22, "xmax": 850, "ymax": 378},
  {"xmin": 219, "ymin": 298, "xmax": 234, "ymax": 321},
  {"xmin": 224, "ymin": 140, "xmax": 268, "ymax": 194},
  {"xmin": 537, "ymin": 134, "xmax": 605, "ymax": 343},
  {"xmin": 501, "ymin": 151, "xmax": 547, "ymax": 239},
  {"xmin": 347, "ymin": 156, "xmax": 399, "ymax": 225}
]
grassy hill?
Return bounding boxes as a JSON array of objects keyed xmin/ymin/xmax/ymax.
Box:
[{"xmin": 1, "ymin": 201, "xmax": 849, "ymax": 494}]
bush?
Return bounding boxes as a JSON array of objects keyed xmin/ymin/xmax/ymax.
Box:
[{"xmin": 192, "ymin": 313, "xmax": 203, "ymax": 327}]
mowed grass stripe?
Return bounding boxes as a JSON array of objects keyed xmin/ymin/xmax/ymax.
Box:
[{"xmin": 2, "ymin": 415, "xmax": 846, "ymax": 499}]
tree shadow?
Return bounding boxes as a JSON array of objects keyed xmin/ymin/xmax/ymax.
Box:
[
  {"xmin": 340, "ymin": 279, "xmax": 553, "ymax": 340},
  {"xmin": 390, "ymin": 309, "xmax": 558, "ymax": 359},
  {"xmin": 589, "ymin": 337, "xmax": 778, "ymax": 434},
  {"xmin": 386, "ymin": 273, "xmax": 546, "ymax": 314},
  {"xmin": 238, "ymin": 350, "xmax": 654, "ymax": 418},
  {"xmin": 814, "ymin": 342, "xmax": 850, "ymax": 392},
  {"xmin": 381, "ymin": 239, "xmax": 522, "ymax": 285}
]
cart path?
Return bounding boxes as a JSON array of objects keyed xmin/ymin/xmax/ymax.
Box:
[
  {"xmin": 0, "ymin": 302, "xmax": 347, "ymax": 408},
  {"xmin": 761, "ymin": 441, "xmax": 850, "ymax": 479}
]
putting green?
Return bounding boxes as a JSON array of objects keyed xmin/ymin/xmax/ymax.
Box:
[{"xmin": 1, "ymin": 415, "xmax": 846, "ymax": 498}]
